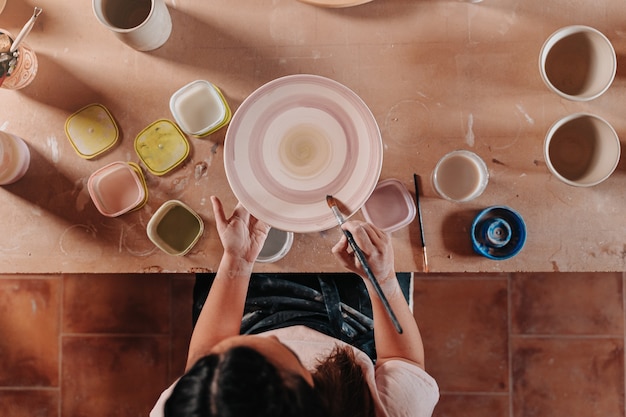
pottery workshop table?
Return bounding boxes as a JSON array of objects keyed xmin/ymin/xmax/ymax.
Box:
[{"xmin": 2, "ymin": 0, "xmax": 626, "ymax": 274}]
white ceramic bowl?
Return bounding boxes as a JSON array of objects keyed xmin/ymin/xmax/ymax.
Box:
[
  {"xmin": 544, "ymin": 113, "xmax": 620, "ymax": 187},
  {"xmin": 539, "ymin": 25, "xmax": 616, "ymax": 101}
]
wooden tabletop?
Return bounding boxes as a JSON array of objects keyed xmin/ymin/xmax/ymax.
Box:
[{"xmin": 1, "ymin": 0, "xmax": 626, "ymax": 273}]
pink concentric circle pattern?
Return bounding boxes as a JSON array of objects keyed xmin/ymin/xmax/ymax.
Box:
[{"xmin": 224, "ymin": 74, "xmax": 383, "ymax": 233}]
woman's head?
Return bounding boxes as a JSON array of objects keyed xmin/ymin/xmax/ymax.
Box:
[{"xmin": 164, "ymin": 336, "xmax": 323, "ymax": 417}]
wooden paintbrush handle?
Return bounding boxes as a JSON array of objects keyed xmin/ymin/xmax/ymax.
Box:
[{"xmin": 344, "ymin": 229, "xmax": 403, "ymax": 334}]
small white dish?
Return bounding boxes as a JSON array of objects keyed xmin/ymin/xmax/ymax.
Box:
[{"xmin": 256, "ymin": 228, "xmax": 294, "ymax": 263}]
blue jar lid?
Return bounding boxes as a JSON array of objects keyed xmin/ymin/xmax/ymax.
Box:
[{"xmin": 471, "ymin": 206, "xmax": 526, "ymax": 260}]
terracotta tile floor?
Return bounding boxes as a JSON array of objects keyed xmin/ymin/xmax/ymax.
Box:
[{"xmin": 0, "ymin": 272, "xmax": 624, "ymax": 417}]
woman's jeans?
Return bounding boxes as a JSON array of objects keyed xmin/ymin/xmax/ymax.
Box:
[{"xmin": 193, "ymin": 272, "xmax": 412, "ymax": 363}]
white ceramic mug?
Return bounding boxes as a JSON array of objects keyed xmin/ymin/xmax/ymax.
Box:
[
  {"xmin": 539, "ymin": 25, "xmax": 616, "ymax": 101},
  {"xmin": 92, "ymin": 0, "xmax": 172, "ymax": 51},
  {"xmin": 0, "ymin": 131, "xmax": 30, "ymax": 185},
  {"xmin": 432, "ymin": 150, "xmax": 489, "ymax": 202},
  {"xmin": 544, "ymin": 113, "xmax": 620, "ymax": 187}
]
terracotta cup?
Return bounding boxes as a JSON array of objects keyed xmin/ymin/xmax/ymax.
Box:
[{"xmin": 0, "ymin": 29, "xmax": 38, "ymax": 90}]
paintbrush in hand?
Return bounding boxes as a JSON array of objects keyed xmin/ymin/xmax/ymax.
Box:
[{"xmin": 326, "ymin": 195, "xmax": 403, "ymax": 334}]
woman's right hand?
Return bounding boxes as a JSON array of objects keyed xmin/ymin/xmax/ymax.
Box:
[
  {"xmin": 211, "ymin": 196, "xmax": 270, "ymax": 265},
  {"xmin": 331, "ymin": 220, "xmax": 396, "ymax": 287}
]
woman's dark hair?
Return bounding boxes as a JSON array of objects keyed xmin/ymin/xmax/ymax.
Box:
[
  {"xmin": 164, "ymin": 346, "xmax": 325, "ymax": 417},
  {"xmin": 312, "ymin": 346, "xmax": 376, "ymax": 417}
]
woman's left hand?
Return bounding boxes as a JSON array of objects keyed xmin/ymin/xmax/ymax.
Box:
[{"xmin": 211, "ymin": 196, "xmax": 271, "ymax": 265}]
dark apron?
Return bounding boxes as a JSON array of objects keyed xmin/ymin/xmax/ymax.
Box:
[{"xmin": 193, "ymin": 272, "xmax": 412, "ymax": 363}]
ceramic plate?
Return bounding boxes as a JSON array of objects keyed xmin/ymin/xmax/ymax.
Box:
[
  {"xmin": 224, "ymin": 74, "xmax": 383, "ymax": 233},
  {"xmin": 297, "ymin": 0, "xmax": 374, "ymax": 7}
]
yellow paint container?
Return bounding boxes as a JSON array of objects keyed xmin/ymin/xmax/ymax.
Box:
[
  {"xmin": 134, "ymin": 119, "xmax": 190, "ymax": 175},
  {"xmin": 65, "ymin": 104, "xmax": 119, "ymax": 159}
]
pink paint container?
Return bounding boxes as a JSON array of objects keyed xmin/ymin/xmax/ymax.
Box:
[
  {"xmin": 88, "ymin": 161, "xmax": 148, "ymax": 217},
  {"xmin": 361, "ymin": 178, "xmax": 416, "ymax": 233},
  {"xmin": 0, "ymin": 131, "xmax": 30, "ymax": 185}
]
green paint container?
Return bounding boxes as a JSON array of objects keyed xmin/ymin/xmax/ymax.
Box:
[{"xmin": 147, "ymin": 200, "xmax": 204, "ymax": 256}]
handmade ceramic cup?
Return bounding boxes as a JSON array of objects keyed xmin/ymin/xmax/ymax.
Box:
[
  {"xmin": 544, "ymin": 113, "xmax": 620, "ymax": 187},
  {"xmin": 92, "ymin": 0, "xmax": 172, "ymax": 51},
  {"xmin": 0, "ymin": 131, "xmax": 30, "ymax": 184},
  {"xmin": 0, "ymin": 29, "xmax": 38, "ymax": 90},
  {"xmin": 539, "ymin": 25, "xmax": 616, "ymax": 101},
  {"xmin": 432, "ymin": 150, "xmax": 489, "ymax": 202}
]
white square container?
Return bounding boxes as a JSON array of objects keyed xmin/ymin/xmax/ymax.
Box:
[{"xmin": 169, "ymin": 80, "xmax": 231, "ymax": 137}]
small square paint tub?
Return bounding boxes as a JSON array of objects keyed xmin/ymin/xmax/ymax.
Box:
[
  {"xmin": 361, "ymin": 178, "xmax": 416, "ymax": 233},
  {"xmin": 65, "ymin": 104, "xmax": 119, "ymax": 159},
  {"xmin": 147, "ymin": 200, "xmax": 204, "ymax": 256},
  {"xmin": 135, "ymin": 119, "xmax": 190, "ymax": 176},
  {"xmin": 87, "ymin": 161, "xmax": 148, "ymax": 217},
  {"xmin": 169, "ymin": 80, "xmax": 232, "ymax": 137}
]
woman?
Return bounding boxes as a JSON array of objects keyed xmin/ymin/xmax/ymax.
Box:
[{"xmin": 151, "ymin": 196, "xmax": 439, "ymax": 417}]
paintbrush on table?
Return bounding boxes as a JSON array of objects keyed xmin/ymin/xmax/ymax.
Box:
[
  {"xmin": 413, "ymin": 174, "xmax": 429, "ymax": 273},
  {"xmin": 326, "ymin": 195, "xmax": 403, "ymax": 334}
]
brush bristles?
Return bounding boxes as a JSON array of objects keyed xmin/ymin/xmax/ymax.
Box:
[{"xmin": 326, "ymin": 195, "xmax": 337, "ymax": 208}]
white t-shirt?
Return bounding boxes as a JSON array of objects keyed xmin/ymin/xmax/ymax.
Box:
[{"xmin": 151, "ymin": 326, "xmax": 439, "ymax": 417}]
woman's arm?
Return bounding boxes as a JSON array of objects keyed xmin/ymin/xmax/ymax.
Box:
[
  {"xmin": 331, "ymin": 221, "xmax": 425, "ymax": 368},
  {"xmin": 185, "ymin": 196, "xmax": 270, "ymax": 371}
]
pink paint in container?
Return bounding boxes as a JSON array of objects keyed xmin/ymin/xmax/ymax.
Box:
[
  {"xmin": 88, "ymin": 161, "xmax": 148, "ymax": 217},
  {"xmin": 361, "ymin": 178, "xmax": 416, "ymax": 233}
]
